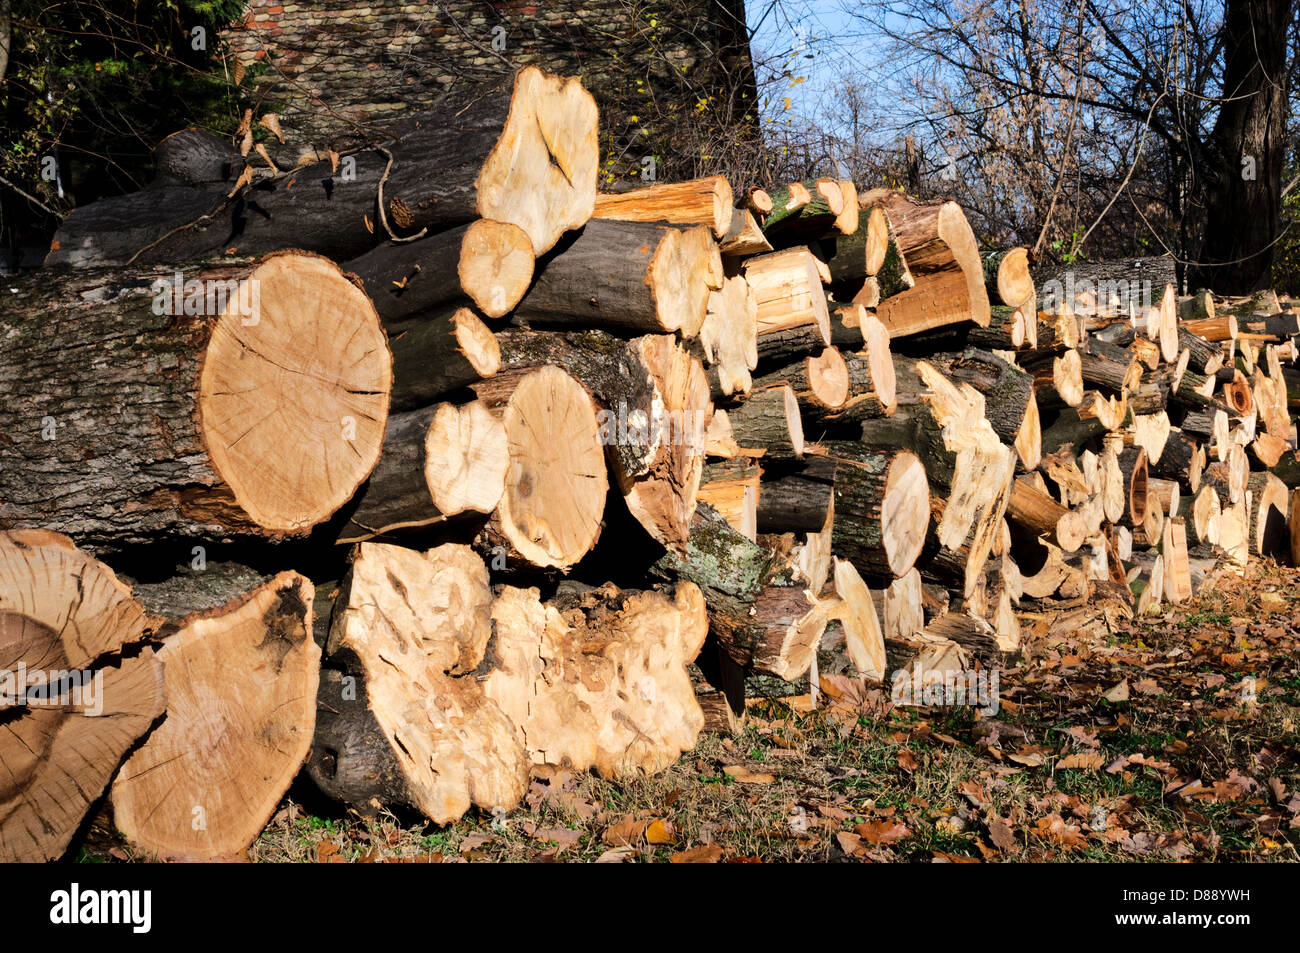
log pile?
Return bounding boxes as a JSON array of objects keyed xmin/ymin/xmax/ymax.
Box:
[{"xmin": 3, "ymin": 66, "xmax": 1298, "ymax": 860}]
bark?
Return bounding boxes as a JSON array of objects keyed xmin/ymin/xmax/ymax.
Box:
[
  {"xmin": 0, "ymin": 254, "xmax": 391, "ymax": 550},
  {"xmin": 1190, "ymin": 0, "xmax": 1292, "ymax": 294},
  {"xmin": 47, "ymin": 67, "xmax": 598, "ymax": 267}
]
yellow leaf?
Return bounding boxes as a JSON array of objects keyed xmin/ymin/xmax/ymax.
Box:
[{"xmin": 646, "ymin": 820, "xmax": 675, "ymax": 844}]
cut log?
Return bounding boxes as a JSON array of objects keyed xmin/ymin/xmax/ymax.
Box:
[
  {"xmin": 1080, "ymin": 337, "xmax": 1142, "ymax": 393},
  {"xmin": 0, "ymin": 253, "xmax": 391, "ymax": 550},
  {"xmin": 881, "ymin": 568, "xmax": 926, "ymax": 643},
  {"xmin": 1151, "ymin": 428, "xmax": 1206, "ymax": 489},
  {"xmin": 0, "ymin": 531, "xmax": 166, "ymax": 862},
  {"xmin": 1180, "ymin": 326, "xmax": 1223, "ymax": 374},
  {"xmin": 493, "ymin": 331, "xmax": 708, "ymax": 550},
  {"xmin": 1161, "ymin": 518, "xmax": 1193, "ymax": 604},
  {"xmin": 762, "ymin": 178, "xmax": 844, "ymax": 238},
  {"xmin": 832, "ymin": 559, "xmax": 886, "ymax": 680},
  {"xmin": 1028, "ymin": 349, "xmax": 1084, "ymax": 408},
  {"xmin": 823, "ymin": 443, "xmax": 930, "ymax": 578},
  {"xmin": 483, "ymin": 582, "xmax": 707, "ymax": 777},
  {"xmin": 729, "ymin": 385, "xmax": 805, "ymax": 460},
  {"xmin": 1116, "ymin": 446, "xmax": 1150, "ymax": 527},
  {"xmin": 825, "ymin": 203, "xmax": 889, "ymax": 283},
  {"xmin": 325, "ymin": 542, "xmax": 529, "ymax": 824},
  {"xmin": 1034, "ymin": 304, "xmax": 1080, "ymax": 351},
  {"xmin": 1007, "ymin": 478, "xmax": 1086, "ymax": 553},
  {"xmin": 924, "ymin": 362, "xmax": 1019, "ymax": 596},
  {"xmin": 336, "ymin": 400, "xmax": 509, "ymax": 543},
  {"xmin": 1246, "ymin": 471, "xmax": 1290, "ymax": 557},
  {"xmin": 753, "ymin": 347, "xmax": 849, "ymax": 415},
  {"xmin": 49, "ymin": 67, "xmax": 598, "ymax": 266},
  {"xmin": 1184, "ymin": 484, "xmax": 1223, "ymax": 546},
  {"xmin": 756, "ymin": 454, "xmax": 836, "ymax": 534},
  {"xmin": 697, "ymin": 457, "xmax": 760, "ymax": 539},
  {"xmin": 592, "ymin": 175, "xmax": 734, "ymax": 238},
  {"xmin": 1183, "ymin": 314, "xmax": 1238, "ymax": 342},
  {"xmin": 936, "ymin": 349, "xmax": 1040, "ymax": 468},
  {"xmin": 651, "ymin": 504, "xmax": 823, "ymax": 679},
  {"xmin": 111, "ymin": 570, "xmax": 319, "ymax": 859},
  {"xmin": 746, "ymin": 187, "xmax": 774, "ymax": 216},
  {"xmin": 347, "ymin": 220, "xmax": 534, "ymax": 322},
  {"xmin": 513, "ymin": 219, "xmax": 713, "ymax": 338},
  {"xmin": 743, "ymin": 247, "xmax": 832, "ymax": 343},
  {"xmin": 387, "ymin": 305, "xmax": 500, "ymax": 412},
  {"xmin": 968, "ymin": 305, "xmax": 1028, "ymax": 350},
  {"xmin": 718, "ymin": 208, "xmax": 773, "ymax": 256},
  {"xmin": 983, "ymin": 248, "xmax": 1035, "ymax": 310},
  {"xmin": 471, "ymin": 366, "xmax": 608, "ymax": 569},
  {"xmin": 1148, "ymin": 284, "xmax": 1180, "ymax": 362},
  {"xmin": 868, "ymin": 190, "xmax": 991, "ymax": 335}
]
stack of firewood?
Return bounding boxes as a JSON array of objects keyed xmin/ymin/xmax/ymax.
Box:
[{"xmin": 2, "ymin": 66, "xmax": 1298, "ymax": 862}]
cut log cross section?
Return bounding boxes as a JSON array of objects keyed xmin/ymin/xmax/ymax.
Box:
[
  {"xmin": 0, "ymin": 253, "xmax": 392, "ymax": 549},
  {"xmin": 0, "ymin": 531, "xmax": 166, "ymax": 863},
  {"xmin": 112, "ymin": 571, "xmax": 320, "ymax": 860}
]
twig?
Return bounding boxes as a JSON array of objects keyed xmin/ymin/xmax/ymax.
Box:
[
  {"xmin": 0, "ymin": 174, "xmax": 62, "ymax": 219},
  {"xmin": 375, "ymin": 147, "xmax": 428, "ymax": 244}
]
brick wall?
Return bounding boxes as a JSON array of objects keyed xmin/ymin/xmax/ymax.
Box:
[{"xmin": 223, "ymin": 0, "xmax": 756, "ymax": 179}]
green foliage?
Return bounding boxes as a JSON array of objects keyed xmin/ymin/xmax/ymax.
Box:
[
  {"xmin": 1, "ymin": 0, "xmax": 246, "ymax": 233},
  {"xmin": 1271, "ymin": 164, "xmax": 1300, "ymax": 295}
]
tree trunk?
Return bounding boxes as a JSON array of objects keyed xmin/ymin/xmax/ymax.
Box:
[
  {"xmin": 1190, "ymin": 0, "xmax": 1292, "ymax": 294},
  {"xmin": 48, "ymin": 67, "xmax": 598, "ymax": 267},
  {"xmin": 0, "ymin": 254, "xmax": 391, "ymax": 550}
]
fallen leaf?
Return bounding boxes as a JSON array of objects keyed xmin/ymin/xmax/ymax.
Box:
[
  {"xmin": 533, "ymin": 827, "xmax": 583, "ymax": 849},
  {"xmin": 855, "ymin": 819, "xmax": 910, "ymax": 845},
  {"xmin": 595, "ymin": 846, "xmax": 636, "ymax": 863},
  {"xmin": 646, "ymin": 819, "xmax": 676, "ymax": 845},
  {"xmin": 987, "ymin": 816, "xmax": 1017, "ymax": 851},
  {"xmin": 603, "ymin": 815, "xmax": 650, "ymax": 847},
  {"xmin": 671, "ymin": 843, "xmax": 724, "ymax": 863},
  {"xmin": 723, "ymin": 765, "xmax": 776, "ymax": 784},
  {"xmin": 1057, "ymin": 752, "xmax": 1105, "ymax": 771},
  {"xmin": 1104, "ymin": 679, "xmax": 1130, "ymax": 702}
]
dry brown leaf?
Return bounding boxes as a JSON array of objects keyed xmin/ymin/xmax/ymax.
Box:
[
  {"xmin": 258, "ymin": 113, "xmax": 285, "ymax": 144},
  {"xmin": 723, "ymin": 765, "xmax": 776, "ymax": 784},
  {"xmin": 596, "ymin": 846, "xmax": 636, "ymax": 863},
  {"xmin": 987, "ymin": 816, "xmax": 1017, "ymax": 851},
  {"xmin": 855, "ymin": 819, "xmax": 910, "ymax": 845},
  {"xmin": 671, "ymin": 843, "xmax": 724, "ymax": 863},
  {"xmin": 1057, "ymin": 752, "xmax": 1105, "ymax": 771},
  {"xmin": 602, "ymin": 815, "xmax": 650, "ymax": 847},
  {"xmin": 1103, "ymin": 679, "xmax": 1130, "ymax": 702}
]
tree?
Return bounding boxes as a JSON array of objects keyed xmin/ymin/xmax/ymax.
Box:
[{"xmin": 1191, "ymin": 0, "xmax": 1294, "ymax": 293}]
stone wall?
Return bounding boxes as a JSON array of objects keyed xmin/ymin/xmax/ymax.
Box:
[{"xmin": 223, "ymin": 0, "xmax": 756, "ymax": 180}]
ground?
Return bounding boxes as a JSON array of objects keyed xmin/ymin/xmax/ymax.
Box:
[{"xmin": 79, "ymin": 561, "xmax": 1300, "ymax": 863}]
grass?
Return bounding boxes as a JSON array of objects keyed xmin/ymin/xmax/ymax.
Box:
[{"xmin": 74, "ymin": 561, "xmax": 1300, "ymax": 863}]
